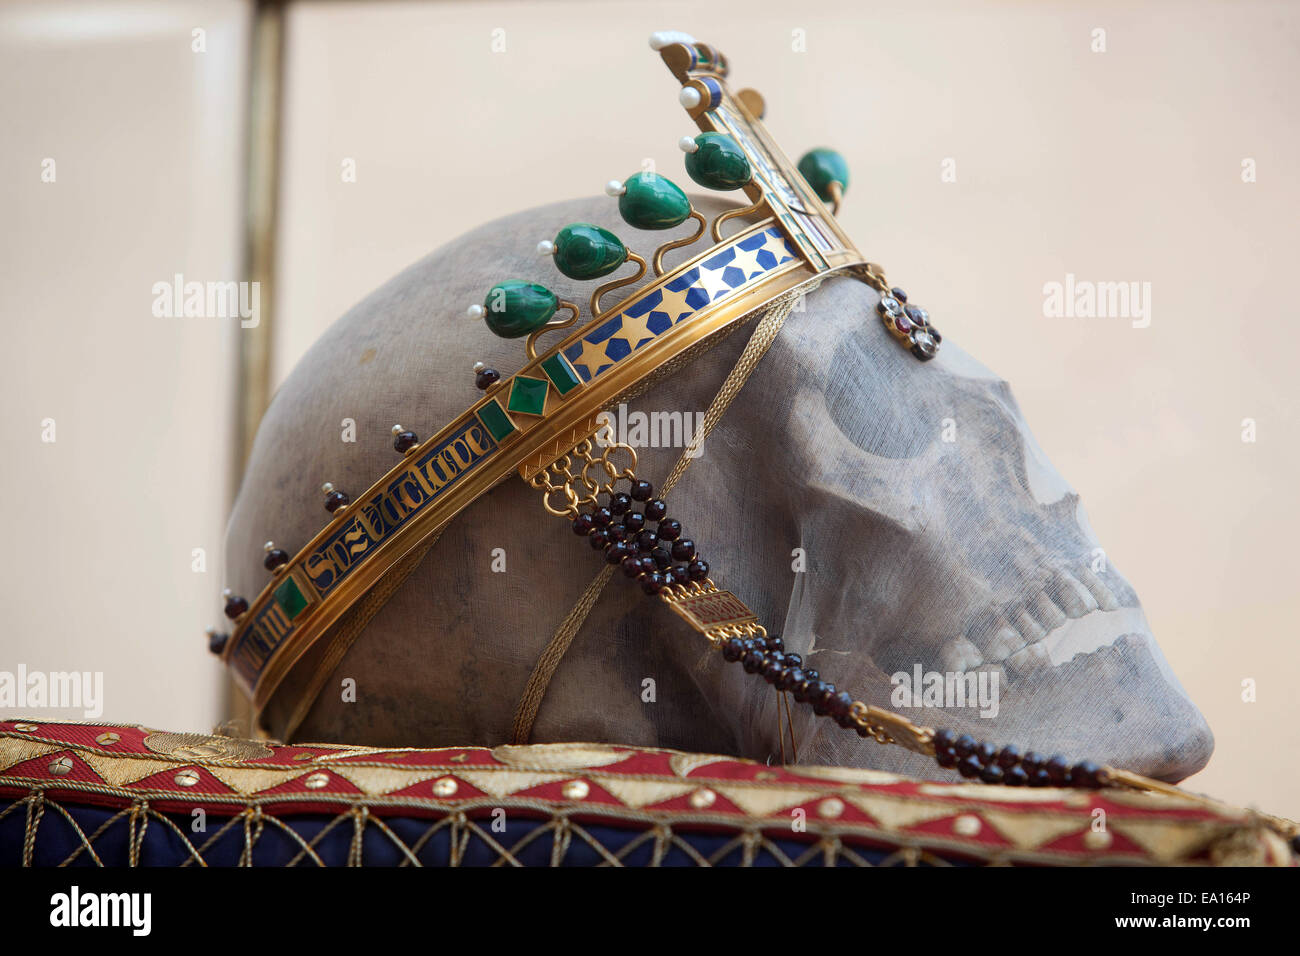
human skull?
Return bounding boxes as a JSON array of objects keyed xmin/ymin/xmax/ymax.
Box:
[{"xmin": 226, "ymin": 194, "xmax": 1212, "ymax": 783}]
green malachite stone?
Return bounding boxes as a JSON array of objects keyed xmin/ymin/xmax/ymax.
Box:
[
  {"xmin": 483, "ymin": 280, "xmax": 558, "ymax": 338},
  {"xmin": 477, "ymin": 399, "xmax": 516, "ymax": 442},
  {"xmin": 507, "ymin": 375, "xmax": 549, "ymax": 416},
  {"xmin": 553, "ymin": 223, "xmax": 627, "ymax": 280},
  {"xmin": 540, "ymin": 353, "xmax": 582, "ymax": 395},
  {"xmin": 618, "ymin": 172, "xmax": 691, "ymax": 230},
  {"xmin": 274, "ymin": 575, "xmax": 309, "ymax": 620},
  {"xmin": 797, "ymin": 148, "xmax": 850, "ymax": 203},
  {"xmin": 684, "ymin": 133, "xmax": 751, "ymax": 191}
]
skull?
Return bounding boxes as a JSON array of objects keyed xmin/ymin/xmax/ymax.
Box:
[{"xmin": 228, "ymin": 195, "xmax": 1212, "ymax": 783}]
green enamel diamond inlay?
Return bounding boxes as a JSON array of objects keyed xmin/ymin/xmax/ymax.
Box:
[
  {"xmin": 477, "ymin": 399, "xmax": 516, "ymax": 442},
  {"xmin": 540, "ymin": 353, "xmax": 582, "ymax": 396},
  {"xmin": 274, "ymin": 575, "xmax": 310, "ymax": 620},
  {"xmin": 507, "ymin": 375, "xmax": 549, "ymax": 417}
]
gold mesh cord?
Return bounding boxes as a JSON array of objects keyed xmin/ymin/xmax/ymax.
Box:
[{"xmin": 510, "ymin": 285, "xmax": 816, "ymax": 745}]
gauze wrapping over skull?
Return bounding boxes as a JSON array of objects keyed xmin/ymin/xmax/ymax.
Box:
[{"xmin": 226, "ymin": 195, "xmax": 1212, "ymax": 783}]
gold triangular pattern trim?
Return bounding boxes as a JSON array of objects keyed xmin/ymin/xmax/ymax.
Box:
[
  {"xmin": 490, "ymin": 743, "xmax": 630, "ymax": 772},
  {"xmin": 668, "ymin": 753, "xmax": 733, "ymax": 778},
  {"xmin": 1109, "ymin": 818, "xmax": 1221, "ymax": 863},
  {"xmin": 978, "ymin": 808, "xmax": 1090, "ymax": 851},
  {"xmin": 328, "ymin": 765, "xmax": 444, "ymax": 797},
  {"xmin": 204, "ymin": 765, "xmax": 308, "ymax": 795},
  {"xmin": 595, "ymin": 776, "xmax": 697, "ymax": 810},
  {"xmin": 711, "ymin": 785, "xmax": 827, "ymax": 818},
  {"xmin": 455, "ymin": 769, "xmax": 566, "ymax": 799},
  {"xmin": 78, "ymin": 752, "xmax": 175, "ymax": 789},
  {"xmin": 838, "ymin": 792, "xmax": 957, "ymax": 831},
  {"xmin": 0, "ymin": 739, "xmax": 60, "ymax": 773}
]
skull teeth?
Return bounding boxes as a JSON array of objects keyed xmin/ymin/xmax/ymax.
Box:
[
  {"xmin": 1005, "ymin": 642, "xmax": 1052, "ymax": 677},
  {"xmin": 1074, "ymin": 565, "xmax": 1120, "ymax": 611},
  {"xmin": 939, "ymin": 637, "xmax": 984, "ymax": 672}
]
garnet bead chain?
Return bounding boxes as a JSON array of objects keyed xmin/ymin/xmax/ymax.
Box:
[{"xmin": 553, "ymin": 448, "xmax": 1113, "ymax": 790}]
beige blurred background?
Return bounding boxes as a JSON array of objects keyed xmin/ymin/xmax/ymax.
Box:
[{"xmin": 2, "ymin": 0, "xmax": 1297, "ymax": 816}]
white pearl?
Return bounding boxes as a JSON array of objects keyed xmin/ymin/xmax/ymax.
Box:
[
  {"xmin": 678, "ymin": 135, "xmax": 699, "ymax": 154},
  {"xmin": 321, "ymin": 482, "xmax": 334, "ymax": 494},
  {"xmin": 473, "ymin": 361, "xmax": 485, "ymax": 372},
  {"xmin": 536, "ymin": 239, "xmax": 555, "ymax": 256},
  {"xmin": 604, "ymin": 179, "xmax": 626, "ymax": 197},
  {"xmin": 648, "ymin": 30, "xmax": 695, "ymax": 51},
  {"xmin": 466, "ymin": 303, "xmax": 485, "ymax": 320},
  {"xmin": 391, "ymin": 424, "xmax": 403, "ymax": 434},
  {"xmin": 263, "ymin": 541, "xmax": 274, "ymax": 551},
  {"xmin": 678, "ymin": 87, "xmax": 701, "ymax": 109}
]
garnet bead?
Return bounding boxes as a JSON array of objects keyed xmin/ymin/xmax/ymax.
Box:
[
  {"xmin": 623, "ymin": 511, "xmax": 646, "ymax": 533},
  {"xmin": 764, "ymin": 634, "xmax": 784, "ymax": 653},
  {"xmin": 629, "ymin": 479, "xmax": 653, "ymax": 501},
  {"xmin": 953, "ymin": 734, "xmax": 977, "ymax": 758},
  {"xmin": 1045, "ymin": 755, "xmax": 1071, "ymax": 786},
  {"xmin": 957, "ymin": 756, "xmax": 982, "ymax": 779},
  {"xmin": 996, "ymin": 745, "xmax": 1022, "ymax": 769},
  {"xmin": 324, "ymin": 490, "xmax": 350, "ymax": 513},
  {"xmin": 1004, "ymin": 766, "xmax": 1029, "ymax": 787},
  {"xmin": 1028, "ymin": 768, "xmax": 1051, "ymax": 788},
  {"xmin": 974, "ymin": 742, "xmax": 996, "ymax": 765},
  {"xmin": 650, "ymin": 548, "xmax": 672, "ymax": 570},
  {"xmin": 670, "ymin": 538, "xmax": 696, "ymax": 561},
  {"xmin": 393, "ymin": 430, "xmax": 419, "ymax": 453},
  {"xmin": 223, "ymin": 595, "xmax": 248, "ymax": 619},
  {"xmin": 827, "ymin": 691, "xmax": 853, "ymax": 721},
  {"xmin": 621, "ymin": 555, "xmax": 643, "ymax": 578},
  {"xmin": 640, "ymin": 571, "xmax": 666, "ymax": 595},
  {"xmin": 891, "ymin": 287, "xmax": 907, "ymax": 303},
  {"xmin": 762, "ymin": 660, "xmax": 787, "ymax": 685},
  {"xmin": 645, "ymin": 499, "xmax": 668, "ymax": 521},
  {"xmin": 263, "ymin": 548, "xmax": 289, "ymax": 571},
  {"xmin": 935, "ymin": 747, "xmax": 958, "ymax": 769},
  {"xmin": 932, "ymin": 729, "xmax": 956, "ymax": 752},
  {"xmin": 206, "ymin": 629, "xmax": 229, "ymax": 655},
  {"xmin": 475, "ymin": 367, "xmax": 500, "ymax": 389},
  {"xmin": 742, "ymin": 649, "xmax": 767, "ymax": 674},
  {"xmin": 656, "ymin": 519, "xmax": 682, "ymax": 541},
  {"xmin": 802, "ymin": 668, "xmax": 819, "ymax": 682},
  {"xmin": 590, "ymin": 507, "xmax": 613, "ymax": 527},
  {"xmin": 811, "ymin": 683, "xmax": 836, "ymax": 715},
  {"xmin": 588, "ymin": 529, "xmax": 610, "ymax": 549},
  {"xmin": 1071, "ymin": 760, "xmax": 1103, "ymax": 789},
  {"xmin": 606, "ymin": 540, "xmax": 633, "ymax": 564},
  {"xmin": 979, "ymin": 765, "xmax": 1004, "ymax": 785},
  {"xmin": 608, "ymin": 492, "xmax": 631, "ymax": 516},
  {"xmin": 669, "ymin": 565, "xmax": 690, "ymax": 584},
  {"xmin": 722, "ymin": 637, "xmax": 746, "ymax": 662},
  {"xmin": 572, "ymin": 513, "xmax": 595, "ymax": 536},
  {"xmin": 635, "ymin": 530, "xmax": 658, "ymax": 552},
  {"xmin": 607, "ymin": 525, "xmax": 627, "ymax": 542},
  {"xmin": 686, "ymin": 559, "xmax": 709, "ymax": 581},
  {"xmin": 1021, "ymin": 751, "xmax": 1044, "ymax": 774}
]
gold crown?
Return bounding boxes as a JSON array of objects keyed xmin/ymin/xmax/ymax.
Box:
[{"xmin": 211, "ymin": 31, "xmax": 940, "ymax": 718}]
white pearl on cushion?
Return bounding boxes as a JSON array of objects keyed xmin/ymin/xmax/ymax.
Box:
[
  {"xmin": 678, "ymin": 135, "xmax": 699, "ymax": 154},
  {"xmin": 604, "ymin": 180, "xmax": 626, "ymax": 197},
  {"xmin": 536, "ymin": 239, "xmax": 555, "ymax": 256},
  {"xmin": 678, "ymin": 87, "xmax": 701, "ymax": 109},
  {"xmin": 466, "ymin": 303, "xmax": 485, "ymax": 320}
]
